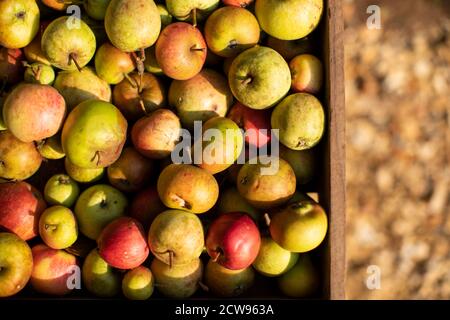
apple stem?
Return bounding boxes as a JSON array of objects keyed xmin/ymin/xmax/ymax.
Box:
[
  {"xmin": 44, "ymin": 224, "xmax": 57, "ymax": 231},
  {"xmin": 169, "ymin": 250, "xmax": 174, "ymax": 268},
  {"xmin": 190, "ymin": 45, "xmax": 206, "ymax": 52},
  {"xmin": 264, "ymin": 213, "xmax": 271, "ymax": 226},
  {"xmin": 192, "ymin": 8, "xmax": 197, "ymax": 27},
  {"xmin": 132, "ymin": 49, "xmax": 145, "ymax": 89},
  {"xmin": 139, "ymin": 99, "xmax": 147, "ymax": 115},
  {"xmin": 242, "ymin": 77, "xmax": 253, "ymax": 85},
  {"xmin": 123, "ymin": 73, "xmax": 137, "ymax": 89},
  {"xmin": 90, "ymin": 150, "xmax": 101, "ymax": 166},
  {"xmin": 198, "ymin": 282, "xmax": 209, "ymax": 292},
  {"xmin": 33, "ymin": 65, "xmax": 42, "ymax": 81},
  {"xmin": 69, "ymin": 53, "xmax": 82, "ymax": 72},
  {"xmin": 211, "ymin": 250, "xmax": 221, "ymax": 262},
  {"xmin": 35, "ymin": 139, "xmax": 45, "ymax": 150}
]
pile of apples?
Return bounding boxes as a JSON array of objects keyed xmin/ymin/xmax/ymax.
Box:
[{"xmin": 0, "ymin": 0, "xmax": 328, "ymax": 300}]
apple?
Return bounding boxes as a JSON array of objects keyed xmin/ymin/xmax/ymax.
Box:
[
  {"xmin": 144, "ymin": 46, "xmax": 163, "ymax": 75},
  {"xmin": 84, "ymin": 0, "xmax": 111, "ymax": 20},
  {"xmin": 113, "ymin": 72, "xmax": 166, "ymax": 121},
  {"xmin": 122, "ymin": 266, "xmax": 154, "ymax": 300},
  {"xmin": 148, "ymin": 210, "xmax": 204, "ymax": 266},
  {"xmin": 42, "ymin": 16, "xmax": 96, "ymax": 71},
  {"xmin": 98, "ymin": 217, "xmax": 149, "ymax": 270},
  {"xmin": 255, "ymin": 0, "xmax": 323, "ymax": 40},
  {"xmin": 223, "ymin": 0, "xmax": 254, "ymax": 7},
  {"xmin": 0, "ymin": 232, "xmax": 33, "ymax": 298},
  {"xmin": 62, "ymin": 100, "xmax": 128, "ymax": 169},
  {"xmin": 131, "ymin": 109, "xmax": 181, "ymax": 159},
  {"xmin": 266, "ymin": 36, "xmax": 313, "ymax": 61},
  {"xmin": 156, "ymin": 22, "xmax": 207, "ymax": 80},
  {"xmin": 279, "ymin": 145, "xmax": 316, "ymax": 184},
  {"xmin": 23, "ymin": 62, "xmax": 55, "ymax": 85},
  {"xmin": 270, "ymin": 200, "xmax": 328, "ymax": 252},
  {"xmin": 105, "ymin": 0, "xmax": 161, "ymax": 52},
  {"xmin": 64, "ymin": 158, "xmax": 105, "ymax": 184},
  {"xmin": 95, "ymin": 42, "xmax": 135, "ymax": 85},
  {"xmin": 39, "ymin": 206, "xmax": 78, "ymax": 250},
  {"xmin": 217, "ymin": 187, "xmax": 260, "ymax": 221},
  {"xmin": 206, "ymin": 212, "xmax": 261, "ymax": 270},
  {"xmin": 228, "ymin": 46, "xmax": 291, "ymax": 109},
  {"xmin": 53, "ymin": 67, "xmax": 112, "ymax": 111},
  {"xmin": 130, "ymin": 186, "xmax": 166, "ymax": 230},
  {"xmin": 204, "ymin": 259, "xmax": 254, "ymax": 297},
  {"xmin": 290, "ymin": 53, "xmax": 323, "ymax": 94},
  {"xmin": 252, "ymin": 237, "xmax": 298, "ymax": 276},
  {"xmin": 38, "ymin": 134, "xmax": 65, "ymax": 160},
  {"xmin": 3, "ymin": 83, "xmax": 66, "ymax": 143},
  {"xmin": 0, "ymin": 0, "xmax": 39, "ymax": 49},
  {"xmin": 166, "ymin": 0, "xmax": 219, "ymax": 23},
  {"xmin": 227, "ymin": 102, "xmax": 271, "ymax": 148},
  {"xmin": 0, "ymin": 48, "xmax": 24, "ymax": 85},
  {"xmin": 23, "ymin": 20, "xmax": 51, "ymax": 65},
  {"xmin": 75, "ymin": 184, "xmax": 128, "ymax": 240},
  {"xmin": 30, "ymin": 244, "xmax": 78, "ymax": 295},
  {"xmin": 157, "ymin": 4, "xmax": 173, "ymax": 28},
  {"xmin": 0, "ymin": 130, "xmax": 42, "ymax": 181},
  {"xmin": 205, "ymin": 6, "xmax": 260, "ymax": 57},
  {"xmin": 168, "ymin": 69, "xmax": 233, "ymax": 129},
  {"xmin": 107, "ymin": 147, "xmax": 155, "ymax": 192},
  {"xmin": 278, "ymin": 254, "xmax": 319, "ymax": 297},
  {"xmin": 82, "ymin": 248, "xmax": 121, "ymax": 297},
  {"xmin": 44, "ymin": 174, "xmax": 80, "ymax": 207},
  {"xmin": 151, "ymin": 257, "xmax": 203, "ymax": 298},
  {"xmin": 0, "ymin": 182, "xmax": 46, "ymax": 241}
]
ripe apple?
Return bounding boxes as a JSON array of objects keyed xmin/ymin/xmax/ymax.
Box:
[
  {"xmin": 39, "ymin": 206, "xmax": 78, "ymax": 250},
  {"xmin": 42, "ymin": 16, "xmax": 96, "ymax": 71},
  {"xmin": 278, "ymin": 254, "xmax": 319, "ymax": 297},
  {"xmin": 75, "ymin": 184, "xmax": 128, "ymax": 240},
  {"xmin": 204, "ymin": 259, "xmax": 254, "ymax": 297},
  {"xmin": 30, "ymin": 244, "xmax": 78, "ymax": 295},
  {"xmin": 113, "ymin": 72, "xmax": 166, "ymax": 121},
  {"xmin": 122, "ymin": 266, "xmax": 154, "ymax": 300},
  {"xmin": 270, "ymin": 200, "xmax": 328, "ymax": 252},
  {"xmin": 0, "ymin": 182, "xmax": 46, "ymax": 241},
  {"xmin": 0, "ymin": 0, "xmax": 39, "ymax": 49},
  {"xmin": 205, "ymin": 6, "xmax": 260, "ymax": 57},
  {"xmin": 290, "ymin": 53, "xmax": 323, "ymax": 94},
  {"xmin": 64, "ymin": 158, "xmax": 105, "ymax": 184},
  {"xmin": 3, "ymin": 83, "xmax": 66, "ymax": 143},
  {"xmin": 105, "ymin": 0, "xmax": 161, "ymax": 52},
  {"xmin": 0, "ymin": 48, "xmax": 24, "ymax": 85},
  {"xmin": 228, "ymin": 46, "xmax": 291, "ymax": 109},
  {"xmin": 131, "ymin": 109, "xmax": 181, "ymax": 159},
  {"xmin": 44, "ymin": 174, "xmax": 80, "ymax": 207},
  {"xmin": 206, "ymin": 212, "xmax": 261, "ymax": 270},
  {"xmin": 82, "ymin": 248, "xmax": 121, "ymax": 297},
  {"xmin": 107, "ymin": 147, "xmax": 155, "ymax": 192},
  {"xmin": 53, "ymin": 67, "xmax": 112, "ymax": 111},
  {"xmin": 156, "ymin": 22, "xmax": 207, "ymax": 80},
  {"xmin": 0, "ymin": 232, "xmax": 33, "ymax": 298},
  {"xmin": 148, "ymin": 210, "xmax": 204, "ymax": 266},
  {"xmin": 227, "ymin": 102, "xmax": 271, "ymax": 148},
  {"xmin": 151, "ymin": 257, "xmax": 203, "ymax": 298},
  {"xmin": 95, "ymin": 42, "xmax": 135, "ymax": 85},
  {"xmin": 168, "ymin": 69, "xmax": 233, "ymax": 129},
  {"xmin": 62, "ymin": 100, "xmax": 127, "ymax": 169},
  {"xmin": 217, "ymin": 187, "xmax": 260, "ymax": 221},
  {"xmin": 266, "ymin": 36, "xmax": 313, "ymax": 61},
  {"xmin": 98, "ymin": 217, "xmax": 149, "ymax": 270},
  {"xmin": 23, "ymin": 62, "xmax": 55, "ymax": 85},
  {"xmin": 0, "ymin": 130, "xmax": 42, "ymax": 180},
  {"xmin": 166, "ymin": 0, "xmax": 219, "ymax": 23},
  {"xmin": 255, "ymin": 0, "xmax": 323, "ymax": 40},
  {"xmin": 252, "ymin": 237, "xmax": 298, "ymax": 277},
  {"xmin": 130, "ymin": 186, "xmax": 166, "ymax": 230}
]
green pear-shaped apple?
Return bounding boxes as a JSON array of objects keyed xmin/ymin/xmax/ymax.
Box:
[{"xmin": 252, "ymin": 237, "xmax": 298, "ymax": 277}]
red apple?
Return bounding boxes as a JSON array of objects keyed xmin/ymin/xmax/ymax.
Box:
[
  {"xmin": 30, "ymin": 244, "xmax": 78, "ymax": 296},
  {"xmin": 0, "ymin": 47, "xmax": 24, "ymax": 85},
  {"xmin": 227, "ymin": 102, "xmax": 272, "ymax": 148},
  {"xmin": 206, "ymin": 212, "xmax": 261, "ymax": 270},
  {"xmin": 98, "ymin": 217, "xmax": 149, "ymax": 270},
  {"xmin": 130, "ymin": 186, "xmax": 166, "ymax": 231},
  {"xmin": 155, "ymin": 22, "xmax": 207, "ymax": 80},
  {"xmin": 222, "ymin": 0, "xmax": 254, "ymax": 7},
  {"xmin": 0, "ymin": 182, "xmax": 46, "ymax": 240}
]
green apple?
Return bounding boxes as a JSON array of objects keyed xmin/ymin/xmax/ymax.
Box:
[
  {"xmin": 166, "ymin": 0, "xmax": 219, "ymax": 23},
  {"xmin": 24, "ymin": 63, "xmax": 55, "ymax": 85},
  {"xmin": 95, "ymin": 43, "xmax": 135, "ymax": 85},
  {"xmin": 42, "ymin": 16, "xmax": 96, "ymax": 71},
  {"xmin": 122, "ymin": 266, "xmax": 154, "ymax": 300},
  {"xmin": 82, "ymin": 248, "xmax": 121, "ymax": 297},
  {"xmin": 278, "ymin": 254, "xmax": 319, "ymax": 297},
  {"xmin": 74, "ymin": 184, "xmax": 127, "ymax": 240},
  {"xmin": 0, "ymin": 0, "xmax": 39, "ymax": 49},
  {"xmin": 64, "ymin": 157, "xmax": 105, "ymax": 184},
  {"xmin": 84, "ymin": 0, "xmax": 111, "ymax": 20},
  {"xmin": 252, "ymin": 237, "xmax": 298, "ymax": 277},
  {"xmin": 271, "ymin": 93, "xmax": 325, "ymax": 150},
  {"xmin": 0, "ymin": 232, "xmax": 33, "ymax": 297},
  {"xmin": 255, "ymin": 0, "xmax": 323, "ymax": 40},
  {"xmin": 44, "ymin": 174, "xmax": 80, "ymax": 207},
  {"xmin": 38, "ymin": 134, "xmax": 65, "ymax": 160},
  {"xmin": 228, "ymin": 46, "xmax": 291, "ymax": 109},
  {"xmin": 39, "ymin": 205, "xmax": 78, "ymax": 249},
  {"xmin": 204, "ymin": 6, "xmax": 260, "ymax": 57}
]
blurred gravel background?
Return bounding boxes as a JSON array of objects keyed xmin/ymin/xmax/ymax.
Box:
[{"xmin": 344, "ymin": 0, "xmax": 450, "ymax": 299}]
